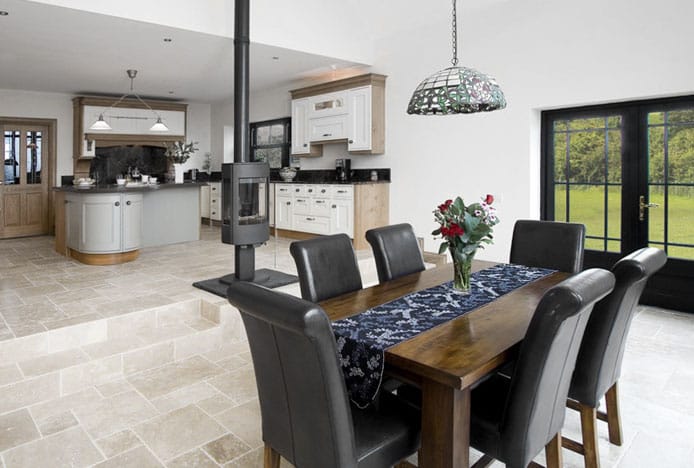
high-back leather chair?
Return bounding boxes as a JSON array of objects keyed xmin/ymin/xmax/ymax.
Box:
[
  {"xmin": 470, "ymin": 268, "xmax": 615, "ymax": 468},
  {"xmin": 510, "ymin": 219, "xmax": 586, "ymax": 273},
  {"xmin": 289, "ymin": 234, "xmax": 363, "ymax": 302},
  {"xmin": 565, "ymin": 248, "xmax": 666, "ymax": 468},
  {"xmin": 366, "ymin": 223, "xmax": 426, "ymax": 283},
  {"xmin": 227, "ymin": 281, "xmax": 421, "ymax": 468}
]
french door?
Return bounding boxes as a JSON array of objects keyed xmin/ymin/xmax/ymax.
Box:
[
  {"xmin": 542, "ymin": 96, "xmax": 694, "ymax": 312},
  {"xmin": 1, "ymin": 123, "xmax": 50, "ymax": 238}
]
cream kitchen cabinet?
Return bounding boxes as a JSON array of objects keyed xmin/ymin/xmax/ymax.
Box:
[
  {"xmin": 272, "ymin": 183, "xmax": 353, "ymax": 237},
  {"xmin": 65, "ymin": 192, "xmax": 143, "ymax": 254},
  {"xmin": 200, "ymin": 185, "xmax": 211, "ymax": 218},
  {"xmin": 290, "ymin": 74, "xmax": 385, "ymax": 156},
  {"xmin": 209, "ymin": 182, "xmax": 221, "ymax": 221}
]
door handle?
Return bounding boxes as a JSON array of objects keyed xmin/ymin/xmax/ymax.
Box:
[{"xmin": 639, "ymin": 195, "xmax": 660, "ymax": 221}]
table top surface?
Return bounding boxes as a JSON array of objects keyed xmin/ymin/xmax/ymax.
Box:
[{"xmin": 320, "ymin": 261, "xmax": 569, "ymax": 390}]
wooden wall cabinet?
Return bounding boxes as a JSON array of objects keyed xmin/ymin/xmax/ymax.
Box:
[{"xmin": 290, "ymin": 74, "xmax": 386, "ymax": 156}]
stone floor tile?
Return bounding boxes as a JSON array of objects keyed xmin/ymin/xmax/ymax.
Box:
[
  {"xmin": 72, "ymin": 390, "xmax": 158, "ymax": 440},
  {"xmin": 617, "ymin": 431, "xmax": 692, "ymax": 467},
  {"xmin": 95, "ymin": 378, "xmax": 134, "ymax": 398},
  {"xmin": 0, "ymin": 373, "xmax": 60, "ymax": 415},
  {"xmin": 127, "ymin": 356, "xmax": 223, "ymax": 400},
  {"xmin": 133, "ymin": 404, "xmax": 226, "ymax": 461},
  {"xmin": 95, "ymin": 429, "xmax": 142, "ymax": 458},
  {"xmin": 197, "ymin": 393, "xmax": 235, "ymax": 416},
  {"xmin": 81, "ymin": 335, "xmax": 145, "ymax": 360},
  {"xmin": 94, "ymin": 445, "xmax": 163, "ymax": 468},
  {"xmin": 214, "ymin": 399, "xmax": 263, "ymax": 449},
  {"xmin": 123, "ymin": 341, "xmax": 174, "ymax": 375},
  {"xmin": 42, "ymin": 313, "xmax": 104, "ymax": 330},
  {"xmin": 150, "ymin": 382, "xmax": 221, "ymax": 414},
  {"xmin": 202, "ymin": 433, "xmax": 252, "ymax": 465},
  {"xmin": 37, "ymin": 410, "xmax": 79, "ymax": 436},
  {"xmin": 207, "ymin": 366, "xmax": 258, "ymax": 404},
  {"xmin": 166, "ymin": 448, "xmax": 219, "ymax": 468},
  {"xmin": 18, "ymin": 348, "xmax": 89, "ymax": 377},
  {"xmin": 223, "ymin": 447, "xmax": 294, "ymax": 468},
  {"xmin": 60, "ymin": 355, "xmax": 122, "ymax": 395},
  {"xmin": 0, "ymin": 408, "xmax": 41, "ymax": 452},
  {"xmin": 0, "ymin": 363, "xmax": 23, "ymax": 386},
  {"xmin": 215, "ymin": 356, "xmax": 249, "ymax": 373},
  {"xmin": 2, "ymin": 426, "xmax": 103, "ymax": 468},
  {"xmin": 29, "ymin": 387, "xmax": 102, "ymax": 422}
]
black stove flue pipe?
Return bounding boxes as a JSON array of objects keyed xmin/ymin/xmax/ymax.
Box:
[{"xmin": 232, "ymin": 0, "xmax": 254, "ymax": 281}]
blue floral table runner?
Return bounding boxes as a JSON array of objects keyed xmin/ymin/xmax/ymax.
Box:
[{"xmin": 332, "ymin": 263, "xmax": 556, "ymax": 407}]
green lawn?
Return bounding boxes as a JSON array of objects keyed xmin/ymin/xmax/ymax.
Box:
[{"xmin": 554, "ymin": 186, "xmax": 694, "ymax": 260}]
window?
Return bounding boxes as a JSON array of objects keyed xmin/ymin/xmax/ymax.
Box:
[{"xmin": 250, "ymin": 118, "xmax": 292, "ymax": 169}]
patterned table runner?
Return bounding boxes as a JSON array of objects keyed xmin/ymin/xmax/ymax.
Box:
[{"xmin": 332, "ymin": 263, "xmax": 556, "ymax": 407}]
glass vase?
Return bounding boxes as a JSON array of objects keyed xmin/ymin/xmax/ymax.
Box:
[{"xmin": 451, "ymin": 249, "xmax": 474, "ymax": 294}]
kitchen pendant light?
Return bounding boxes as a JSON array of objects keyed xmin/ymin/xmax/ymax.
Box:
[
  {"xmin": 407, "ymin": 0, "xmax": 506, "ymax": 115},
  {"xmin": 89, "ymin": 69, "xmax": 170, "ymax": 131}
]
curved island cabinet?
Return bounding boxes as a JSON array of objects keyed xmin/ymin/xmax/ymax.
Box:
[{"xmin": 54, "ymin": 183, "xmax": 204, "ymax": 265}]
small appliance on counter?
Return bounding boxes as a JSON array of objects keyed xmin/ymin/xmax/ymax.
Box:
[{"xmin": 336, "ymin": 158, "xmax": 351, "ymax": 182}]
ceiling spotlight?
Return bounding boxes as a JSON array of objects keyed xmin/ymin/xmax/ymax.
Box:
[
  {"xmin": 168, "ymin": 91, "xmax": 175, "ymax": 95},
  {"xmin": 163, "ymin": 38, "xmax": 172, "ymax": 42},
  {"xmin": 0, "ymin": 11, "xmax": 9, "ymax": 16}
]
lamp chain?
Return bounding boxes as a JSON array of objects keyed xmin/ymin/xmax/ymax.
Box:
[{"xmin": 451, "ymin": 0, "xmax": 458, "ymax": 67}]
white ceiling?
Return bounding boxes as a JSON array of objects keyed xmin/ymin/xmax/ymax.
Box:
[{"xmin": 0, "ymin": 0, "xmax": 368, "ymax": 102}]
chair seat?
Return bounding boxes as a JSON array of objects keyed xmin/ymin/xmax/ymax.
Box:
[
  {"xmin": 470, "ymin": 374, "xmax": 509, "ymax": 461},
  {"xmin": 354, "ymin": 392, "xmax": 421, "ymax": 468}
]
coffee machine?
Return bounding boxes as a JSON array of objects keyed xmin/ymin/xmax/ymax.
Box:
[{"xmin": 336, "ymin": 158, "xmax": 351, "ymax": 182}]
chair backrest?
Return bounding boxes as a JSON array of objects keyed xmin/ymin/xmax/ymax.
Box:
[
  {"xmin": 501, "ymin": 268, "xmax": 615, "ymax": 467},
  {"xmin": 570, "ymin": 247, "xmax": 667, "ymax": 406},
  {"xmin": 510, "ymin": 220, "xmax": 586, "ymax": 273},
  {"xmin": 365, "ymin": 223, "xmax": 426, "ymax": 283},
  {"xmin": 227, "ymin": 281, "xmax": 358, "ymax": 468},
  {"xmin": 289, "ymin": 234, "xmax": 363, "ymax": 302}
]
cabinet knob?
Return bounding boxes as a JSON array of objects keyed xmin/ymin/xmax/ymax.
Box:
[
  {"xmin": 322, "ymin": 133, "xmax": 332, "ymax": 137},
  {"xmin": 349, "ymin": 139, "xmax": 354, "ymax": 144},
  {"xmin": 212, "ymin": 187, "xmax": 217, "ymax": 191},
  {"xmin": 332, "ymin": 204, "xmax": 337, "ymax": 209},
  {"xmin": 295, "ymin": 188, "xmax": 300, "ymax": 192},
  {"xmin": 286, "ymin": 201, "xmax": 291, "ymax": 206},
  {"xmin": 308, "ymin": 189, "xmax": 313, "ymax": 193},
  {"xmin": 126, "ymin": 201, "xmax": 131, "ymax": 206},
  {"xmin": 212, "ymin": 211, "xmax": 216, "ymax": 215},
  {"xmin": 303, "ymin": 143, "xmax": 307, "ymax": 147},
  {"xmin": 321, "ymin": 189, "xmax": 326, "ymax": 193},
  {"xmin": 114, "ymin": 201, "xmax": 120, "ymax": 207}
]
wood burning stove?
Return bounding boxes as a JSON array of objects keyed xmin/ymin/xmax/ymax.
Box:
[{"xmin": 221, "ymin": 162, "xmax": 269, "ymax": 246}]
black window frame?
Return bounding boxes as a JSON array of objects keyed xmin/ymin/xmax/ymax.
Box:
[{"xmin": 249, "ymin": 117, "xmax": 291, "ymax": 170}]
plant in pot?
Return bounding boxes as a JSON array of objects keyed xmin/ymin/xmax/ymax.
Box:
[{"xmin": 165, "ymin": 141, "xmax": 198, "ymax": 183}]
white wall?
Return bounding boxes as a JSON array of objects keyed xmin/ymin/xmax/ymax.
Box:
[
  {"xmin": 365, "ymin": 0, "xmax": 694, "ymax": 260},
  {"xmin": 0, "ymin": 89, "xmax": 211, "ymax": 182},
  {"xmin": 0, "ymin": 89, "xmax": 73, "ymax": 183}
]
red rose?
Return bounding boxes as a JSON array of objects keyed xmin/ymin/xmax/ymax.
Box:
[
  {"xmin": 448, "ymin": 223, "xmax": 464, "ymax": 237},
  {"xmin": 485, "ymin": 194, "xmax": 494, "ymax": 205},
  {"xmin": 438, "ymin": 199, "xmax": 454, "ymax": 212},
  {"xmin": 440, "ymin": 226, "xmax": 450, "ymax": 237}
]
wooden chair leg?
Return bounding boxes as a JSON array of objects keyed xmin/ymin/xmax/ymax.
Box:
[
  {"xmin": 604, "ymin": 382, "xmax": 623, "ymax": 446},
  {"xmin": 579, "ymin": 403, "xmax": 600, "ymax": 468},
  {"xmin": 545, "ymin": 432, "xmax": 563, "ymax": 468},
  {"xmin": 264, "ymin": 444, "xmax": 280, "ymax": 468},
  {"xmin": 470, "ymin": 454, "xmax": 495, "ymax": 468}
]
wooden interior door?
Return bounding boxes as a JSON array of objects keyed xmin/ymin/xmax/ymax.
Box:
[{"xmin": 1, "ymin": 124, "xmax": 49, "ymax": 238}]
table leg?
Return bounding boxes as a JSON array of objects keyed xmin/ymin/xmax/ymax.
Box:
[{"xmin": 420, "ymin": 380, "xmax": 470, "ymax": 468}]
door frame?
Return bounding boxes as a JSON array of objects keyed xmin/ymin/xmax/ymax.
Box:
[
  {"xmin": 0, "ymin": 116, "xmax": 57, "ymax": 236},
  {"xmin": 540, "ymin": 95, "xmax": 694, "ymax": 312}
]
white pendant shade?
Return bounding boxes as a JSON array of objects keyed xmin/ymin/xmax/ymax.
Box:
[
  {"xmin": 89, "ymin": 114, "xmax": 112, "ymax": 131},
  {"xmin": 149, "ymin": 117, "xmax": 169, "ymax": 132}
]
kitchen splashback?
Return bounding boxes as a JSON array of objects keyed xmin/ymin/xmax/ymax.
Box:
[{"xmin": 90, "ymin": 145, "xmax": 168, "ymax": 183}]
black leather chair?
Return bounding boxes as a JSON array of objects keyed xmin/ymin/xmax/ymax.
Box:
[
  {"xmin": 510, "ymin": 220, "xmax": 586, "ymax": 273},
  {"xmin": 227, "ymin": 281, "xmax": 421, "ymax": 468},
  {"xmin": 564, "ymin": 248, "xmax": 666, "ymax": 468},
  {"xmin": 469, "ymin": 268, "xmax": 615, "ymax": 468},
  {"xmin": 289, "ymin": 234, "xmax": 363, "ymax": 302},
  {"xmin": 366, "ymin": 223, "xmax": 426, "ymax": 283}
]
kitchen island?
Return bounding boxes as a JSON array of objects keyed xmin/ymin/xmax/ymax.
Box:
[{"xmin": 54, "ymin": 182, "xmax": 204, "ymax": 265}]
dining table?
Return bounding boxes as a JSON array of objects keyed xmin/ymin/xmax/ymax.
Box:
[{"xmin": 319, "ymin": 260, "xmax": 569, "ymax": 468}]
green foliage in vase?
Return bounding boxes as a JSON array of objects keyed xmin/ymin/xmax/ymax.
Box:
[
  {"xmin": 165, "ymin": 141, "xmax": 199, "ymax": 164},
  {"xmin": 432, "ymin": 195, "xmax": 500, "ymax": 262}
]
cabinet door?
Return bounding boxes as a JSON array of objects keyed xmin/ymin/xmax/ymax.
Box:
[
  {"xmin": 65, "ymin": 195, "xmax": 81, "ymax": 250},
  {"xmin": 276, "ymin": 196, "xmax": 293, "ymax": 229},
  {"xmin": 347, "ymin": 86, "xmax": 372, "ymax": 152},
  {"xmin": 200, "ymin": 186, "xmax": 210, "ymax": 218},
  {"xmin": 308, "ymin": 115, "xmax": 348, "ymax": 142},
  {"xmin": 80, "ymin": 194, "xmax": 121, "ymax": 253},
  {"xmin": 331, "ymin": 198, "xmax": 354, "ymax": 238},
  {"xmin": 122, "ymin": 194, "xmax": 143, "ymax": 251},
  {"xmin": 293, "ymin": 197, "xmax": 310, "ymax": 215},
  {"xmin": 269, "ymin": 184, "xmax": 275, "ymax": 226},
  {"xmin": 291, "ymin": 98, "xmax": 311, "ymax": 155}
]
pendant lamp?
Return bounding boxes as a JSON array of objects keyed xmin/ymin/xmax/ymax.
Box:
[
  {"xmin": 407, "ymin": 0, "xmax": 506, "ymax": 115},
  {"xmin": 89, "ymin": 69, "xmax": 170, "ymax": 132}
]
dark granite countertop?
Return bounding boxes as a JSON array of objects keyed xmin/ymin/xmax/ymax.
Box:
[
  {"xmin": 54, "ymin": 182, "xmax": 207, "ymax": 193},
  {"xmin": 269, "ymin": 179, "xmax": 390, "ymax": 185}
]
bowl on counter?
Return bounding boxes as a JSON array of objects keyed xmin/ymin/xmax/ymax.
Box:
[
  {"xmin": 279, "ymin": 167, "xmax": 297, "ymax": 182},
  {"xmin": 116, "ymin": 178, "xmax": 126, "ymax": 186}
]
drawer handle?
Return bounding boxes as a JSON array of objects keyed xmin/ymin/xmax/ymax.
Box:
[
  {"xmin": 114, "ymin": 201, "xmax": 120, "ymax": 207},
  {"xmin": 316, "ymin": 200, "xmax": 325, "ymax": 204},
  {"xmin": 126, "ymin": 201, "xmax": 131, "ymax": 206},
  {"xmin": 307, "ymin": 217, "xmax": 315, "ymax": 221},
  {"xmin": 338, "ymin": 190, "xmax": 346, "ymax": 193},
  {"xmin": 322, "ymin": 133, "xmax": 332, "ymax": 137}
]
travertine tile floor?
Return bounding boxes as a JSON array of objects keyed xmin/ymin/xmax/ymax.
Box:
[{"xmin": 0, "ymin": 225, "xmax": 693, "ymax": 467}]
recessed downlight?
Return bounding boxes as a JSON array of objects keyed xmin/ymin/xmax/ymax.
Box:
[
  {"xmin": 163, "ymin": 38, "xmax": 172, "ymax": 43},
  {"xmin": 0, "ymin": 11, "xmax": 9, "ymax": 16},
  {"xmin": 272, "ymin": 56, "xmax": 279, "ymax": 60},
  {"xmin": 168, "ymin": 91, "xmax": 175, "ymax": 95}
]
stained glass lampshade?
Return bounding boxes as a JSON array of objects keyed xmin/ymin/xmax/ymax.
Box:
[{"xmin": 407, "ymin": 66, "xmax": 507, "ymax": 115}]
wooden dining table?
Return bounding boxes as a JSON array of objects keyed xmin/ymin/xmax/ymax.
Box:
[{"xmin": 319, "ymin": 260, "xmax": 569, "ymax": 468}]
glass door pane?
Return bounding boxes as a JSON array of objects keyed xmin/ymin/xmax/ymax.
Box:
[
  {"xmin": 3, "ymin": 129, "xmax": 21, "ymax": 184},
  {"xmin": 26, "ymin": 130, "xmax": 42, "ymax": 184},
  {"xmin": 646, "ymin": 109, "xmax": 694, "ymax": 260}
]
